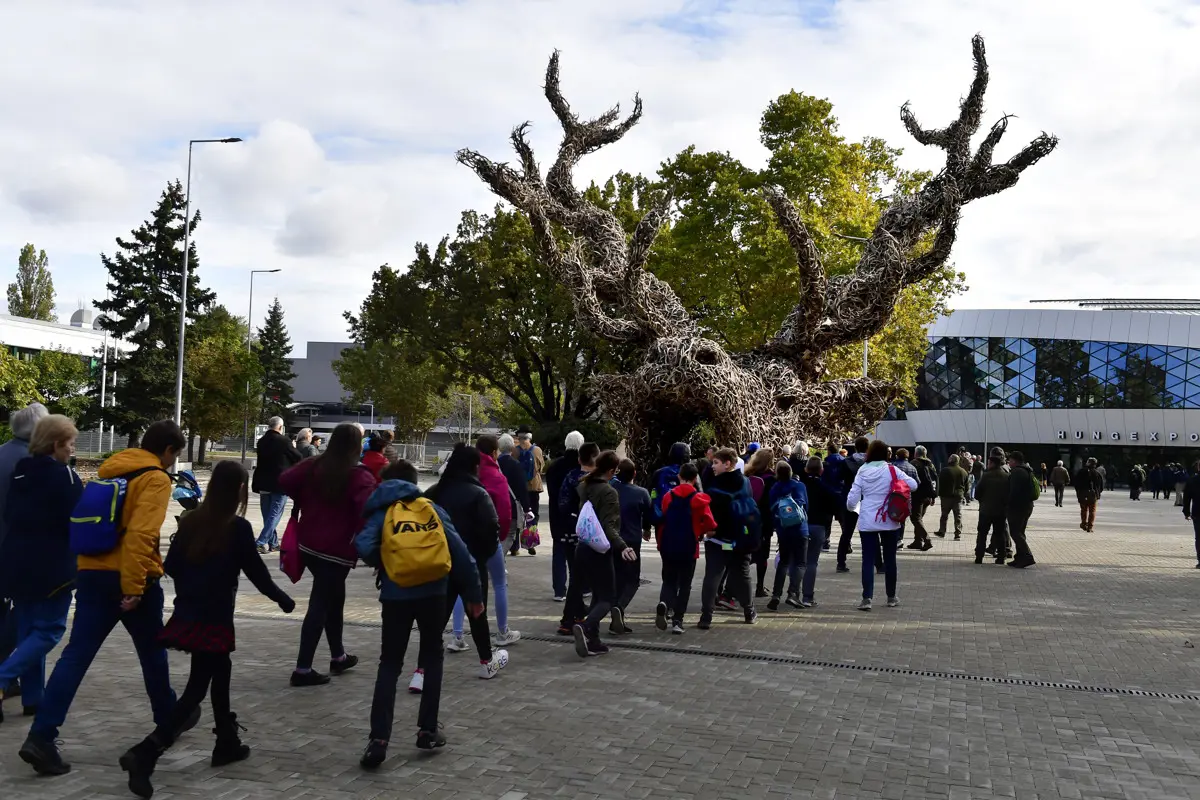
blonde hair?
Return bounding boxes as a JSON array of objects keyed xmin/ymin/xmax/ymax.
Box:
[
  {"xmin": 29, "ymin": 414, "xmax": 78, "ymax": 457},
  {"xmin": 745, "ymin": 447, "xmax": 775, "ymax": 476}
]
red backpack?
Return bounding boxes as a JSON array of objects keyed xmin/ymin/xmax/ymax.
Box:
[{"xmin": 876, "ymin": 465, "xmax": 912, "ymax": 524}]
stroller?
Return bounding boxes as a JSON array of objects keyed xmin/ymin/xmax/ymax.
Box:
[{"xmin": 172, "ymin": 470, "xmax": 203, "ymax": 526}]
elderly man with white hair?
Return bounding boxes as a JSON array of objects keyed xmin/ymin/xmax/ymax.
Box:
[
  {"xmin": 252, "ymin": 416, "xmax": 302, "ymax": 553},
  {"xmin": 545, "ymin": 431, "xmax": 586, "ymax": 600},
  {"xmin": 0, "ymin": 402, "xmax": 50, "ymax": 697}
]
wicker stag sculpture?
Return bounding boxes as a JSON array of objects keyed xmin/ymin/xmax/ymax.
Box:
[{"xmin": 458, "ymin": 36, "xmax": 1056, "ymax": 466}]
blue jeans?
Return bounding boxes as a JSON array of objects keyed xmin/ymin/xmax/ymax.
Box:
[
  {"xmin": 552, "ymin": 537, "xmax": 570, "ymax": 597},
  {"xmin": 859, "ymin": 530, "xmax": 899, "ymax": 601},
  {"xmin": 257, "ymin": 492, "xmax": 288, "ymax": 548},
  {"xmin": 771, "ymin": 533, "xmax": 804, "ymax": 599},
  {"xmin": 0, "ymin": 591, "xmax": 72, "ymax": 709},
  {"xmin": 802, "ymin": 524, "xmax": 826, "ymax": 603},
  {"xmin": 454, "ymin": 545, "xmax": 508, "ymax": 632},
  {"xmin": 31, "ymin": 571, "xmax": 175, "ymax": 741}
]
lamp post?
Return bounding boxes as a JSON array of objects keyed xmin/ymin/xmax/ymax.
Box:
[
  {"xmin": 364, "ymin": 402, "xmax": 375, "ymax": 428},
  {"xmin": 453, "ymin": 392, "xmax": 475, "ymax": 442},
  {"xmin": 241, "ymin": 268, "xmax": 282, "ymax": 462},
  {"xmin": 173, "ymin": 137, "xmax": 244, "ymax": 427}
]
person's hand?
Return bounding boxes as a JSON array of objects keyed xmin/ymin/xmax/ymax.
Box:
[
  {"xmin": 120, "ymin": 595, "xmax": 142, "ymax": 612},
  {"xmin": 642, "ymin": 531, "xmax": 653, "ymax": 542},
  {"xmin": 279, "ymin": 596, "xmax": 296, "ymax": 614},
  {"xmin": 621, "ymin": 547, "xmax": 638, "ymax": 562},
  {"xmin": 466, "ymin": 602, "xmax": 485, "ymax": 619},
  {"xmin": 1186, "ymin": 514, "xmax": 1191, "ymax": 521}
]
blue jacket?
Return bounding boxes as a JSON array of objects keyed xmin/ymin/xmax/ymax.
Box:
[
  {"xmin": 767, "ymin": 478, "xmax": 810, "ymax": 540},
  {"xmin": 0, "ymin": 455, "xmax": 83, "ymax": 599},
  {"xmin": 613, "ymin": 479, "xmax": 654, "ymax": 546},
  {"xmin": 355, "ymin": 479, "xmax": 482, "ymax": 603},
  {"xmin": 0, "ymin": 436, "xmax": 31, "ymax": 551},
  {"xmin": 822, "ymin": 452, "xmax": 848, "ymax": 501}
]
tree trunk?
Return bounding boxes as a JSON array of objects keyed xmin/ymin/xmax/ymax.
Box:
[
  {"xmin": 198, "ymin": 436, "xmax": 209, "ymax": 466},
  {"xmin": 185, "ymin": 433, "xmax": 195, "ymax": 463}
]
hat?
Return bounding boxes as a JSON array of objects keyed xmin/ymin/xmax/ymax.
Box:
[{"xmin": 746, "ymin": 442, "xmax": 761, "ymax": 453}]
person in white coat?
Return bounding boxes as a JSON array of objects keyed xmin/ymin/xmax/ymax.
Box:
[{"xmin": 845, "ymin": 440, "xmax": 917, "ymax": 611}]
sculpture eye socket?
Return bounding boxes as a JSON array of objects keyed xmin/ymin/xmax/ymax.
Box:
[
  {"xmin": 776, "ymin": 396, "xmax": 797, "ymax": 412},
  {"xmin": 694, "ymin": 346, "xmax": 719, "ymax": 365}
]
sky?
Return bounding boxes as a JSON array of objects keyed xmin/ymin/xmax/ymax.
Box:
[{"xmin": 2, "ymin": 0, "xmax": 1198, "ymax": 356}]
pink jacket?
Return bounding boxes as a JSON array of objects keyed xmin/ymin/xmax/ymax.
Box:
[
  {"xmin": 279, "ymin": 458, "xmax": 376, "ymax": 567},
  {"xmin": 478, "ymin": 453, "xmax": 514, "ymax": 539}
]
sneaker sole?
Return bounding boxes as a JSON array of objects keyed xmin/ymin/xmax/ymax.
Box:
[
  {"xmin": 572, "ymin": 625, "xmax": 589, "ymax": 658},
  {"xmin": 655, "ymin": 603, "xmax": 668, "ymax": 631}
]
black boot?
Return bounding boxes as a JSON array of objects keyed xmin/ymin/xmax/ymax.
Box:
[
  {"xmin": 119, "ymin": 736, "xmax": 166, "ymax": 799},
  {"xmin": 211, "ymin": 714, "xmax": 251, "ymax": 767}
]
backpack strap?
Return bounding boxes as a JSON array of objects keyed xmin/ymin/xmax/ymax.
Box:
[{"xmin": 115, "ymin": 466, "xmax": 172, "ymax": 483}]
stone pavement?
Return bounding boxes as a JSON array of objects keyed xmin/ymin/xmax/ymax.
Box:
[{"xmin": 3, "ymin": 488, "xmax": 1200, "ymax": 799}]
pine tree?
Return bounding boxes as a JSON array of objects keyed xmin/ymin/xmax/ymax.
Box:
[
  {"xmin": 7, "ymin": 244, "xmax": 57, "ymax": 321},
  {"xmin": 256, "ymin": 297, "xmax": 296, "ymax": 422},
  {"xmin": 95, "ymin": 180, "xmax": 215, "ymax": 442}
]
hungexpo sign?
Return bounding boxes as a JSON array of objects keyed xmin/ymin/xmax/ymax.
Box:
[{"xmin": 1057, "ymin": 431, "xmax": 1200, "ymax": 443}]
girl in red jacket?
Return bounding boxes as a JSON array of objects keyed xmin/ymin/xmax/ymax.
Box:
[{"xmin": 654, "ymin": 462, "xmax": 717, "ymax": 634}]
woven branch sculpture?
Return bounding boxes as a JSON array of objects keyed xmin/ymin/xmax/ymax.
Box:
[{"xmin": 457, "ymin": 36, "xmax": 1057, "ymax": 467}]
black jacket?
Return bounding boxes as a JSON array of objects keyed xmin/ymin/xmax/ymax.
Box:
[
  {"xmin": 1007, "ymin": 463, "xmax": 1037, "ymax": 510},
  {"xmin": 708, "ymin": 470, "xmax": 760, "ymax": 548},
  {"xmin": 545, "ymin": 450, "xmax": 579, "ymax": 539},
  {"xmin": 427, "ymin": 473, "xmax": 501, "ymax": 563},
  {"xmin": 252, "ymin": 430, "xmax": 302, "ymax": 494},
  {"xmin": 498, "ymin": 453, "xmax": 530, "ymax": 514},
  {"xmin": 1183, "ymin": 473, "xmax": 1200, "ymax": 519},
  {"xmin": 0, "ymin": 456, "xmax": 83, "ymax": 599},
  {"xmin": 1074, "ymin": 467, "xmax": 1104, "ymax": 502},
  {"xmin": 799, "ymin": 472, "xmax": 838, "ymax": 529}
]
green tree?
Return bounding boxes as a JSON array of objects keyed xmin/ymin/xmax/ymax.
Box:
[
  {"xmin": 332, "ymin": 339, "xmax": 449, "ymax": 440},
  {"xmin": 31, "ymin": 349, "xmax": 93, "ymax": 419},
  {"xmin": 95, "ymin": 181, "xmax": 215, "ymax": 443},
  {"xmin": 7, "ymin": 244, "xmax": 56, "ymax": 321},
  {"xmin": 0, "ymin": 349, "xmax": 40, "ymax": 411},
  {"xmin": 256, "ymin": 297, "xmax": 296, "ymax": 422},
  {"xmin": 185, "ymin": 306, "xmax": 261, "ymax": 463}
]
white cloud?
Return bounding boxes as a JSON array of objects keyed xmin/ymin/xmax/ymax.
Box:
[{"xmin": 2, "ymin": 0, "xmax": 1199, "ymax": 351}]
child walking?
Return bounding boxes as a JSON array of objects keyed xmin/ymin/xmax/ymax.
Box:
[
  {"xmin": 654, "ymin": 462, "xmax": 716, "ymax": 633},
  {"xmin": 118, "ymin": 461, "xmax": 295, "ymax": 799}
]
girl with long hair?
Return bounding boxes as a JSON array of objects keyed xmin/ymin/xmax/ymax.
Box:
[{"xmin": 118, "ymin": 460, "xmax": 295, "ymax": 799}]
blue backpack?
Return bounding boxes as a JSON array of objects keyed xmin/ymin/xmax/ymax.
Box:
[
  {"xmin": 70, "ymin": 467, "xmax": 168, "ymax": 556},
  {"xmin": 517, "ymin": 446, "xmax": 536, "ymax": 482},
  {"xmin": 659, "ymin": 490, "xmax": 699, "ymax": 559},
  {"xmin": 649, "ymin": 464, "xmax": 682, "ymax": 524},
  {"xmin": 772, "ymin": 495, "xmax": 808, "ymax": 533},
  {"xmin": 708, "ymin": 477, "xmax": 760, "ymax": 541}
]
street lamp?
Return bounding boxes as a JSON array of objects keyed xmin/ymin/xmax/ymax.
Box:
[
  {"xmin": 241, "ymin": 268, "xmax": 282, "ymax": 462},
  {"xmin": 453, "ymin": 392, "xmax": 475, "ymax": 442},
  {"xmin": 173, "ymin": 137, "xmax": 244, "ymax": 428},
  {"xmin": 364, "ymin": 402, "xmax": 375, "ymax": 428}
]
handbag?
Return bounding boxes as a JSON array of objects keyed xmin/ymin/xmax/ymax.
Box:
[
  {"xmin": 575, "ymin": 501, "xmax": 611, "ymax": 553},
  {"xmin": 520, "ymin": 523, "xmax": 541, "ymax": 551},
  {"xmin": 279, "ymin": 515, "xmax": 304, "ymax": 584}
]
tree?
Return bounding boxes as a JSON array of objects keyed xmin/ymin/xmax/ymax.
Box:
[
  {"xmin": 332, "ymin": 339, "xmax": 449, "ymax": 440},
  {"xmin": 0, "ymin": 349, "xmax": 40, "ymax": 411},
  {"xmin": 458, "ymin": 39, "xmax": 1056, "ymax": 467},
  {"xmin": 256, "ymin": 297, "xmax": 296, "ymax": 422},
  {"xmin": 185, "ymin": 306, "xmax": 261, "ymax": 463},
  {"xmin": 7, "ymin": 244, "xmax": 56, "ymax": 321},
  {"xmin": 31, "ymin": 349, "xmax": 93, "ymax": 419},
  {"xmin": 95, "ymin": 181, "xmax": 215, "ymax": 443}
]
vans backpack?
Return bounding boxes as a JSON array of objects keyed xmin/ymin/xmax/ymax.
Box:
[
  {"xmin": 70, "ymin": 466, "xmax": 169, "ymax": 556},
  {"xmin": 381, "ymin": 497, "xmax": 452, "ymax": 587}
]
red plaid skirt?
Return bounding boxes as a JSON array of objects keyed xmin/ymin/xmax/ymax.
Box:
[{"xmin": 159, "ymin": 617, "xmax": 235, "ymax": 654}]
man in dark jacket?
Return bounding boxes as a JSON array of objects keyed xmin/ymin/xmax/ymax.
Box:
[
  {"xmin": 651, "ymin": 442, "xmax": 692, "ymax": 524},
  {"xmin": 1005, "ymin": 451, "xmax": 1037, "ymax": 568},
  {"xmin": 935, "ymin": 455, "xmax": 968, "ymax": 540},
  {"xmin": 698, "ymin": 448, "xmax": 761, "ymax": 628},
  {"xmin": 973, "ymin": 454, "xmax": 1010, "ymax": 564},
  {"xmin": 611, "ymin": 459, "xmax": 654, "ymax": 632},
  {"xmin": 1182, "ymin": 462, "xmax": 1200, "ymax": 569},
  {"xmin": 906, "ymin": 446, "xmax": 937, "ymax": 551},
  {"xmin": 545, "ymin": 432, "xmax": 584, "ymax": 600},
  {"xmin": 1050, "ymin": 460, "xmax": 1071, "ymax": 507},
  {"xmin": 252, "ymin": 417, "xmax": 302, "ymax": 553},
  {"xmin": 835, "ymin": 437, "xmax": 869, "ymax": 572},
  {"xmin": 1075, "ymin": 457, "xmax": 1104, "ymax": 532},
  {"xmin": 496, "ymin": 434, "xmax": 532, "ymax": 556}
]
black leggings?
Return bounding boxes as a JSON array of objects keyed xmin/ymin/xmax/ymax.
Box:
[
  {"xmin": 297, "ymin": 554, "xmax": 350, "ymax": 670},
  {"xmin": 153, "ymin": 652, "xmax": 231, "ymax": 745}
]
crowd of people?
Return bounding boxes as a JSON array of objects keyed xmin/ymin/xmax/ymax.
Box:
[{"xmin": 2, "ymin": 399, "xmax": 1200, "ymax": 796}]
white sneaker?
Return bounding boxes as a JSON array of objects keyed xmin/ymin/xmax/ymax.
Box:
[
  {"xmin": 552, "ymin": 595, "xmax": 566, "ymax": 602},
  {"xmin": 857, "ymin": 598, "xmax": 873, "ymax": 612},
  {"xmin": 479, "ymin": 649, "xmax": 510, "ymax": 679},
  {"xmin": 887, "ymin": 597, "xmax": 899, "ymax": 608},
  {"xmin": 445, "ymin": 635, "xmax": 469, "ymax": 653},
  {"xmin": 408, "ymin": 670, "xmax": 424, "ymax": 694},
  {"xmin": 493, "ymin": 628, "xmax": 521, "ymax": 646}
]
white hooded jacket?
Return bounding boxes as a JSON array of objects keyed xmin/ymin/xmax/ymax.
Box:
[{"xmin": 846, "ymin": 460, "xmax": 918, "ymax": 532}]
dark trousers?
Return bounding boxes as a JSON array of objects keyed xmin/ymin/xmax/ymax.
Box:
[
  {"xmin": 701, "ymin": 543, "xmax": 753, "ymax": 616},
  {"xmin": 1080, "ymin": 500, "xmax": 1097, "ymax": 530},
  {"xmin": 910, "ymin": 499, "xmax": 932, "ymax": 544},
  {"xmin": 1007, "ymin": 507, "xmax": 1034, "ymax": 562},
  {"xmin": 0, "ymin": 597, "xmax": 19, "ymax": 692},
  {"xmin": 576, "ymin": 546, "xmax": 615, "ymax": 637},
  {"xmin": 560, "ymin": 541, "xmax": 585, "ymax": 626},
  {"xmin": 614, "ymin": 539, "xmax": 642, "ymax": 612},
  {"xmin": 859, "ymin": 531, "xmax": 898, "ymax": 600},
  {"xmin": 836, "ymin": 509, "xmax": 859, "ymax": 568},
  {"xmin": 752, "ymin": 530, "xmax": 774, "ymax": 591},
  {"xmin": 801, "ymin": 524, "xmax": 826, "ymax": 602},
  {"xmin": 151, "ymin": 652, "xmax": 232, "ymax": 746},
  {"xmin": 976, "ymin": 510, "xmax": 1008, "ymax": 558},
  {"xmin": 937, "ymin": 498, "xmax": 962, "ymax": 536},
  {"xmin": 552, "ymin": 537, "xmax": 571, "ymax": 598},
  {"xmin": 528, "ymin": 491, "xmax": 542, "ymax": 526},
  {"xmin": 371, "ymin": 598, "xmax": 445, "ymax": 741},
  {"xmin": 1192, "ymin": 517, "xmax": 1200, "ymax": 564},
  {"xmin": 32, "ymin": 571, "xmax": 175, "ymax": 741},
  {"xmin": 771, "ymin": 533, "xmax": 803, "ymax": 599},
  {"xmin": 451, "ymin": 556, "xmax": 493, "ymax": 661},
  {"xmin": 659, "ymin": 557, "xmax": 697, "ymax": 624},
  {"xmin": 1053, "ymin": 484, "xmax": 1066, "ymax": 506},
  {"xmin": 297, "ymin": 554, "xmax": 351, "ymax": 670}
]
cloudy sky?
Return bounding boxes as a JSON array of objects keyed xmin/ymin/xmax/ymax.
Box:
[{"xmin": 2, "ymin": 0, "xmax": 1198, "ymax": 355}]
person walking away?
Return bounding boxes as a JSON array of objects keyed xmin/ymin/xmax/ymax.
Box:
[
  {"xmin": 355, "ymin": 459, "xmax": 484, "ymax": 765},
  {"xmin": 835, "ymin": 437, "xmax": 869, "ymax": 572},
  {"xmin": 821, "ymin": 443, "xmax": 846, "ymax": 554},
  {"xmin": 496, "ymin": 434, "xmax": 532, "ymax": 556},
  {"xmin": 787, "ymin": 441, "xmax": 810, "ymax": 480},
  {"xmin": 376, "ymin": 430, "xmax": 400, "ymax": 464},
  {"xmin": 1039, "ymin": 462, "xmax": 1049, "ymax": 491},
  {"xmin": 610, "ymin": 459, "xmax": 653, "ymax": 634},
  {"xmin": 557, "ymin": 443, "xmax": 600, "ymax": 634},
  {"xmin": 1182, "ymin": 462, "xmax": 1200, "ymax": 568},
  {"xmin": 279, "ymin": 423, "xmax": 376, "ymax": 687},
  {"xmin": 969, "ymin": 455, "xmax": 984, "ymax": 505},
  {"xmin": 1005, "ymin": 451, "xmax": 1038, "ymax": 568},
  {"xmin": 698, "ymin": 449, "xmax": 761, "ymax": 629},
  {"xmin": 1162, "ymin": 464, "xmax": 1174, "ymax": 502},
  {"xmin": 476, "ymin": 435, "xmax": 518, "ymax": 562},
  {"xmin": 117, "ymin": 461, "xmax": 295, "ymax": 798},
  {"xmin": 1074, "ymin": 457, "xmax": 1104, "ymax": 533},
  {"xmin": 1050, "ymin": 460, "xmax": 1071, "ymax": 507},
  {"xmin": 252, "ymin": 417, "xmax": 302, "ymax": 553},
  {"xmin": 1129, "ymin": 464, "xmax": 1145, "ymax": 500},
  {"xmin": 906, "ymin": 446, "xmax": 937, "ymax": 551},
  {"xmin": 744, "ymin": 447, "xmax": 776, "ymax": 597},
  {"xmin": 935, "ymin": 455, "xmax": 968, "ymax": 540},
  {"xmin": 0, "ymin": 415, "xmax": 83, "ymax": 724},
  {"xmin": 571, "ymin": 452, "xmax": 636, "ymax": 657},
  {"xmin": 891, "ymin": 450, "xmax": 919, "ymax": 551},
  {"xmin": 1149, "ymin": 464, "xmax": 1163, "ymax": 500},
  {"xmin": 515, "ymin": 431, "xmax": 545, "ymax": 553},
  {"xmin": 361, "ymin": 436, "xmax": 390, "ymax": 483},
  {"xmin": 846, "ymin": 440, "xmax": 916, "ymax": 611},
  {"xmin": 973, "ymin": 454, "xmax": 1010, "ymax": 564},
  {"xmin": 0, "ymin": 402, "xmax": 49, "ymax": 702},
  {"xmin": 19, "ymin": 420, "xmax": 198, "ymax": 776},
  {"xmin": 1174, "ymin": 464, "xmax": 1188, "ymax": 507},
  {"xmin": 421, "ymin": 446, "xmax": 509, "ymax": 685},
  {"xmin": 797, "ymin": 457, "xmax": 837, "ymax": 607},
  {"xmin": 765, "ymin": 461, "xmax": 809, "ymax": 610},
  {"xmin": 295, "ymin": 429, "xmax": 318, "ymax": 459},
  {"xmin": 545, "ymin": 432, "xmax": 584, "ymax": 600},
  {"xmin": 651, "ymin": 442, "xmax": 692, "ymax": 528},
  {"xmin": 654, "ymin": 462, "xmax": 716, "ymax": 633}
]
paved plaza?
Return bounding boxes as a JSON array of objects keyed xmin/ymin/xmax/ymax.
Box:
[{"xmin": 3, "ymin": 489, "xmax": 1200, "ymax": 799}]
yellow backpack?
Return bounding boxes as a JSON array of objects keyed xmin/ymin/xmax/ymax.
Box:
[{"xmin": 381, "ymin": 497, "xmax": 452, "ymax": 587}]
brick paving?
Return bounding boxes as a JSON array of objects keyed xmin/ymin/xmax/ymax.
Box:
[{"xmin": 2, "ymin": 488, "xmax": 1200, "ymax": 799}]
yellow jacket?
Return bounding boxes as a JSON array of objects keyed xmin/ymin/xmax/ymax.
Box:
[{"xmin": 77, "ymin": 448, "xmax": 172, "ymax": 596}]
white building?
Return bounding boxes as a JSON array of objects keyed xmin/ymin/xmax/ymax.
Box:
[{"xmin": 0, "ymin": 309, "xmax": 120, "ymax": 361}]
